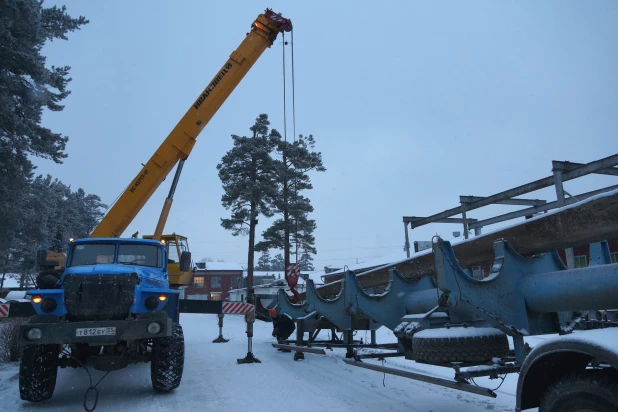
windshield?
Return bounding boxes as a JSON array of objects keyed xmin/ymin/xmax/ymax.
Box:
[
  {"xmin": 118, "ymin": 244, "xmax": 161, "ymax": 267},
  {"xmin": 69, "ymin": 244, "xmax": 116, "ymax": 266}
]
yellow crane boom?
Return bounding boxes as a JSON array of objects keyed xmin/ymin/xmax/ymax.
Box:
[{"xmin": 90, "ymin": 9, "xmax": 292, "ymax": 240}]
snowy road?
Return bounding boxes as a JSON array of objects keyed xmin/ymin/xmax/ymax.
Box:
[{"xmin": 0, "ymin": 314, "xmax": 548, "ymax": 412}]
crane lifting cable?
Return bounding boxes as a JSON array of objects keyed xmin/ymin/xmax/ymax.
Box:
[{"xmin": 281, "ymin": 26, "xmax": 303, "ymax": 304}]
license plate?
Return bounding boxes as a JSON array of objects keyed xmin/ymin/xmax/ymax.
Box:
[{"xmin": 75, "ymin": 327, "xmax": 116, "ymax": 337}]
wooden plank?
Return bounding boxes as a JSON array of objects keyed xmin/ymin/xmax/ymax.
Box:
[{"xmin": 313, "ymin": 190, "xmax": 618, "ymax": 297}]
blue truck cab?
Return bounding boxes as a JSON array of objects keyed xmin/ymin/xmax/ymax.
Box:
[{"xmin": 18, "ymin": 237, "xmax": 185, "ymax": 403}]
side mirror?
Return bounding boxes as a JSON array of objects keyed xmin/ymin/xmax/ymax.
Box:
[{"xmin": 179, "ymin": 251, "xmax": 192, "ymax": 272}]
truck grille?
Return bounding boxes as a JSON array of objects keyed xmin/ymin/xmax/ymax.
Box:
[{"xmin": 64, "ymin": 273, "xmax": 139, "ymax": 321}]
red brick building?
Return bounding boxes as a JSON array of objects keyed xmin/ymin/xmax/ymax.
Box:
[
  {"xmin": 184, "ymin": 262, "xmax": 244, "ymax": 301},
  {"xmin": 558, "ymin": 239, "xmax": 618, "ymax": 268}
]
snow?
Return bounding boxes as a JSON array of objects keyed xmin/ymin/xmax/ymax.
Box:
[
  {"xmin": 322, "ymin": 252, "xmax": 419, "ymax": 279},
  {"xmin": 414, "ymin": 327, "xmax": 504, "ymax": 339},
  {"xmin": 300, "ymin": 270, "xmax": 327, "ymax": 284},
  {"xmin": 0, "ymin": 274, "xmax": 32, "ymax": 290},
  {"xmin": 0, "ymin": 315, "xmax": 559, "ymax": 412},
  {"xmin": 205, "ymin": 262, "xmax": 244, "ymax": 271},
  {"xmin": 240, "ymin": 270, "xmax": 325, "ymax": 285},
  {"xmin": 245, "ymin": 270, "xmax": 286, "ymax": 278},
  {"xmin": 527, "ymin": 328, "xmax": 618, "ymax": 358}
]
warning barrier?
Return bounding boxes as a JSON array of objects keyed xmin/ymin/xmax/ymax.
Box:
[
  {"xmin": 0, "ymin": 303, "xmax": 9, "ymax": 317},
  {"xmin": 222, "ymin": 302, "xmax": 255, "ymax": 315}
]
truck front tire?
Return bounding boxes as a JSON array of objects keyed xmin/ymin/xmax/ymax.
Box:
[
  {"xmin": 19, "ymin": 344, "xmax": 60, "ymax": 402},
  {"xmin": 151, "ymin": 322, "xmax": 185, "ymax": 392},
  {"xmin": 539, "ymin": 370, "xmax": 618, "ymax": 412}
]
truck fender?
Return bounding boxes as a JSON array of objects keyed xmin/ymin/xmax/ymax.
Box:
[{"xmin": 516, "ymin": 331, "xmax": 618, "ymax": 411}]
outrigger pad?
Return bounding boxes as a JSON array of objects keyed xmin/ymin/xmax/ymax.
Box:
[{"xmin": 237, "ymin": 352, "xmax": 261, "ymax": 364}]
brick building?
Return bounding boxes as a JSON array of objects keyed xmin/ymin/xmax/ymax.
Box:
[{"xmin": 184, "ymin": 262, "xmax": 244, "ymax": 301}]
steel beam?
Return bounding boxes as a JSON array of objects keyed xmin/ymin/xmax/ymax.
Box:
[
  {"xmin": 409, "ymin": 154, "xmax": 618, "ymax": 229},
  {"xmin": 404, "ymin": 216, "xmax": 478, "ymax": 226},
  {"xmin": 342, "ymin": 359, "xmax": 497, "ymax": 398},
  {"xmin": 459, "ymin": 196, "xmax": 546, "ymax": 206},
  {"xmin": 555, "ymin": 160, "xmax": 618, "ymax": 177},
  {"xmin": 468, "ymin": 185, "xmax": 618, "ymax": 230}
]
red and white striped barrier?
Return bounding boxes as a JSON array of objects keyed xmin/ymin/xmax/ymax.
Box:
[
  {"xmin": 0, "ymin": 303, "xmax": 9, "ymax": 318},
  {"xmin": 222, "ymin": 302, "xmax": 254, "ymax": 315}
]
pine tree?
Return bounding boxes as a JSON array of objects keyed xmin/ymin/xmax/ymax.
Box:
[
  {"xmin": 299, "ymin": 249, "xmax": 315, "ymax": 271},
  {"xmin": 0, "ymin": 1, "xmax": 89, "ymax": 274},
  {"xmin": 255, "ymin": 250, "xmax": 271, "ymax": 271},
  {"xmin": 269, "ymin": 254, "xmax": 285, "ymax": 271},
  {"xmin": 0, "ymin": 1, "xmax": 88, "ymax": 162},
  {"xmin": 255, "ymin": 134, "xmax": 325, "ymax": 269},
  {"xmin": 217, "ymin": 114, "xmax": 279, "ymax": 299}
]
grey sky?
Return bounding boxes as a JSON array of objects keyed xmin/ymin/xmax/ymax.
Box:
[{"xmin": 35, "ymin": 0, "xmax": 618, "ymax": 270}]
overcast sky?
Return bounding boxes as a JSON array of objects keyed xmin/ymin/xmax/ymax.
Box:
[{"xmin": 36, "ymin": 0, "xmax": 618, "ymax": 270}]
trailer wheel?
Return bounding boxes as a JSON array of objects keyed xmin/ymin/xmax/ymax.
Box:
[
  {"xmin": 19, "ymin": 344, "xmax": 60, "ymax": 402},
  {"xmin": 411, "ymin": 327, "xmax": 509, "ymax": 363},
  {"xmin": 151, "ymin": 322, "xmax": 185, "ymax": 392},
  {"xmin": 539, "ymin": 370, "xmax": 618, "ymax": 412}
]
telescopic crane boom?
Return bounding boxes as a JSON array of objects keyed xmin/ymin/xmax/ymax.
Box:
[{"xmin": 90, "ymin": 10, "xmax": 292, "ymax": 241}]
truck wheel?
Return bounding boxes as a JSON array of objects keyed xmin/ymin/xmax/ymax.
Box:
[
  {"xmin": 19, "ymin": 344, "xmax": 60, "ymax": 402},
  {"xmin": 151, "ymin": 322, "xmax": 185, "ymax": 392},
  {"xmin": 539, "ymin": 370, "xmax": 618, "ymax": 412},
  {"xmin": 411, "ymin": 327, "xmax": 510, "ymax": 363}
]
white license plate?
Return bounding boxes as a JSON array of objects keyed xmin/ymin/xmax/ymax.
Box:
[{"xmin": 75, "ymin": 327, "xmax": 116, "ymax": 337}]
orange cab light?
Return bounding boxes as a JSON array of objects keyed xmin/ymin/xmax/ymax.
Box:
[
  {"xmin": 158, "ymin": 294, "xmax": 167, "ymax": 301},
  {"xmin": 32, "ymin": 295, "xmax": 43, "ymax": 304}
]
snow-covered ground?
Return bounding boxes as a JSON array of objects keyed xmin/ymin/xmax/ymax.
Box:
[{"xmin": 0, "ymin": 314, "xmax": 555, "ymax": 411}]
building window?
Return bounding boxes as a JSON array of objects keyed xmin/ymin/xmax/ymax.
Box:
[
  {"xmin": 611, "ymin": 252, "xmax": 618, "ymax": 264},
  {"xmin": 574, "ymin": 255, "xmax": 588, "ymax": 268},
  {"xmin": 231, "ymin": 276, "xmax": 242, "ymax": 289},
  {"xmin": 210, "ymin": 276, "xmax": 221, "ymax": 289},
  {"xmin": 193, "ymin": 277, "xmax": 204, "ymax": 288},
  {"xmin": 210, "ymin": 292, "xmax": 222, "ymax": 301}
]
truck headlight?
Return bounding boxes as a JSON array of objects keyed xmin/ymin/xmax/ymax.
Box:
[
  {"xmin": 27, "ymin": 328, "xmax": 43, "ymax": 341},
  {"xmin": 145, "ymin": 296, "xmax": 159, "ymax": 310},
  {"xmin": 147, "ymin": 322, "xmax": 162, "ymax": 335},
  {"xmin": 41, "ymin": 298, "xmax": 57, "ymax": 313}
]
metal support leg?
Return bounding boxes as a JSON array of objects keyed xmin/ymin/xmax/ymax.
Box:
[
  {"xmin": 513, "ymin": 336, "xmax": 527, "ymax": 364},
  {"xmin": 294, "ymin": 319, "xmax": 305, "ymax": 361},
  {"xmin": 237, "ymin": 313, "xmax": 261, "ymax": 364},
  {"xmin": 371, "ymin": 330, "xmax": 376, "ymax": 345},
  {"xmin": 212, "ymin": 313, "xmax": 229, "ymax": 343},
  {"xmin": 552, "ymin": 162, "xmax": 566, "ymax": 207},
  {"xmin": 345, "ymin": 331, "xmax": 354, "ymax": 358},
  {"xmin": 461, "ymin": 202, "xmax": 469, "ymax": 240},
  {"xmin": 404, "ymin": 221, "xmax": 411, "ymax": 258}
]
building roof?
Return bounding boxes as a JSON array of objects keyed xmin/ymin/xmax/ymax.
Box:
[
  {"xmin": 242, "ymin": 271, "xmax": 285, "ymax": 278},
  {"xmin": 204, "ymin": 262, "xmax": 245, "ymax": 271},
  {"xmin": 322, "ymin": 253, "xmax": 408, "ymax": 279}
]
